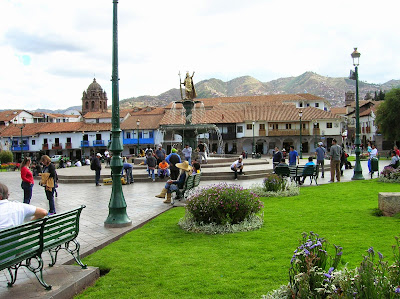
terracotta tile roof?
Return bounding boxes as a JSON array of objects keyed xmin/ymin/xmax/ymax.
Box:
[
  {"xmin": 121, "ymin": 113, "xmax": 165, "ymax": 130},
  {"xmin": 37, "ymin": 122, "xmax": 83, "ymax": 133},
  {"xmin": 0, "ymin": 110, "xmax": 26, "ymax": 122},
  {"xmin": 79, "ymin": 123, "xmax": 111, "ymax": 132},
  {"xmin": 0, "ymin": 123, "xmax": 47, "ymax": 137},
  {"xmin": 330, "ymin": 107, "xmax": 348, "ymax": 115}
]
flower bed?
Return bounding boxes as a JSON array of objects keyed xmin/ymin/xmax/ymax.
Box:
[
  {"xmin": 378, "ymin": 166, "xmax": 400, "ymax": 183},
  {"xmin": 0, "ymin": 162, "xmax": 20, "ymax": 171},
  {"xmin": 265, "ymin": 232, "xmax": 400, "ymax": 298},
  {"xmin": 179, "ymin": 183, "xmax": 264, "ymax": 234},
  {"xmin": 250, "ymin": 174, "xmax": 300, "ymax": 197}
]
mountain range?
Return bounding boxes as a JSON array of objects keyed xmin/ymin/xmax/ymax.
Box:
[
  {"xmin": 120, "ymin": 71, "xmax": 400, "ymax": 109},
  {"xmin": 35, "ymin": 72, "xmax": 400, "ymax": 113}
]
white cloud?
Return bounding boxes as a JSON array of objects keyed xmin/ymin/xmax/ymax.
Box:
[{"xmin": 0, "ymin": 0, "xmax": 399, "ymax": 110}]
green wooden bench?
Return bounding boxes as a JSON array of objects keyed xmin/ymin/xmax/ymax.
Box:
[
  {"xmin": 171, "ymin": 173, "xmax": 202, "ymax": 205},
  {"xmin": 0, "ymin": 205, "xmax": 86, "ymax": 290},
  {"xmin": 295, "ymin": 165, "xmax": 319, "ymax": 185}
]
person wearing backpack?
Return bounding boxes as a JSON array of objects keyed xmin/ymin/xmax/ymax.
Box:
[
  {"xmin": 39, "ymin": 155, "xmax": 57, "ymax": 215},
  {"xmin": 91, "ymin": 153, "xmax": 102, "ymax": 186}
]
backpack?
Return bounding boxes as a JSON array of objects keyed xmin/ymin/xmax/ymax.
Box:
[{"xmin": 90, "ymin": 159, "xmax": 96, "ymax": 170}]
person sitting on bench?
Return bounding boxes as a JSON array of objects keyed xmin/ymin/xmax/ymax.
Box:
[
  {"xmin": 0, "ymin": 182, "xmax": 48, "ymax": 230},
  {"xmin": 299, "ymin": 157, "xmax": 315, "ymax": 185}
]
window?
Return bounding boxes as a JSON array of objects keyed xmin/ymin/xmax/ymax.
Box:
[
  {"xmin": 313, "ymin": 123, "xmax": 319, "ymax": 129},
  {"xmin": 91, "ymin": 101, "xmax": 95, "ymax": 109},
  {"xmin": 96, "ymin": 118, "xmax": 99, "ymax": 123},
  {"xmin": 32, "ymin": 140, "xmax": 36, "ymax": 145},
  {"xmin": 126, "ymin": 132, "xmax": 131, "ymax": 139},
  {"xmin": 43, "ymin": 138, "xmax": 48, "ymax": 144},
  {"xmin": 302, "ymin": 123, "xmax": 306, "ymax": 129},
  {"xmin": 149, "ymin": 131, "xmax": 154, "ymax": 138},
  {"xmin": 246, "ymin": 124, "xmax": 253, "ymax": 130},
  {"xmin": 139, "ymin": 132, "xmax": 143, "ymax": 139},
  {"xmin": 286, "ymin": 124, "xmax": 292, "ymax": 129},
  {"xmin": 85, "ymin": 102, "xmax": 89, "ymax": 109},
  {"xmin": 315, "ymin": 103, "xmax": 319, "ymax": 108},
  {"xmin": 259, "ymin": 124, "xmax": 265, "ymax": 130},
  {"xmin": 55, "ymin": 138, "xmax": 60, "ymax": 145},
  {"xmin": 299, "ymin": 102, "xmax": 303, "ymax": 107},
  {"xmin": 272, "ymin": 123, "xmax": 279, "ymax": 130},
  {"xmin": 327, "ymin": 123, "xmax": 333, "ymax": 128},
  {"xmin": 67, "ymin": 137, "xmax": 71, "ymax": 143},
  {"xmin": 237, "ymin": 126, "xmax": 243, "ymax": 133}
]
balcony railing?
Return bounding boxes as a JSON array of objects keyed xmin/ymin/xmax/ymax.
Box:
[
  {"xmin": 81, "ymin": 141, "xmax": 89, "ymax": 147},
  {"xmin": 123, "ymin": 137, "xmax": 154, "ymax": 145},
  {"xmin": 269, "ymin": 129, "xmax": 303, "ymax": 136},
  {"xmin": 52, "ymin": 144, "xmax": 62, "ymax": 150},
  {"xmin": 11, "ymin": 145, "xmax": 29, "ymax": 151},
  {"xmin": 259, "ymin": 129, "xmax": 266, "ymax": 136},
  {"xmin": 93, "ymin": 140, "xmax": 105, "ymax": 146},
  {"xmin": 65, "ymin": 142, "xmax": 72, "ymax": 149},
  {"xmin": 209, "ymin": 132, "xmax": 236, "ymax": 140},
  {"xmin": 313, "ymin": 128, "xmax": 320, "ymax": 135},
  {"xmin": 42, "ymin": 144, "xmax": 49, "ymax": 150}
]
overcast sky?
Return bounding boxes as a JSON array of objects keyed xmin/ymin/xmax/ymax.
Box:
[{"xmin": 1, "ymin": 0, "xmax": 399, "ymax": 110}]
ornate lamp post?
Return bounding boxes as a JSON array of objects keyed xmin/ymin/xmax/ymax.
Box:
[
  {"xmin": 350, "ymin": 48, "xmax": 364, "ymax": 180},
  {"xmin": 105, "ymin": 0, "xmax": 132, "ymax": 227},
  {"xmin": 299, "ymin": 110, "xmax": 303, "ymax": 159},
  {"xmin": 136, "ymin": 119, "xmax": 140, "ymax": 157},
  {"xmin": 313, "ymin": 120, "xmax": 318, "ymax": 149},
  {"xmin": 14, "ymin": 117, "xmax": 26, "ymax": 161},
  {"xmin": 252, "ymin": 121, "xmax": 255, "ymax": 158}
]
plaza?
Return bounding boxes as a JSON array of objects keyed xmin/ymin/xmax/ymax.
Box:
[{"xmin": 0, "ymin": 157, "xmax": 390, "ymax": 298}]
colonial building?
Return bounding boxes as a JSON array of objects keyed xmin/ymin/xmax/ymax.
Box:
[{"xmin": 81, "ymin": 78, "xmax": 108, "ymax": 115}]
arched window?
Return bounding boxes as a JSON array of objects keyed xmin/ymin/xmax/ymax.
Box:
[
  {"xmin": 85, "ymin": 101, "xmax": 89, "ymax": 109},
  {"xmin": 91, "ymin": 101, "xmax": 95, "ymax": 109},
  {"xmin": 100, "ymin": 102, "xmax": 102, "ymax": 109}
]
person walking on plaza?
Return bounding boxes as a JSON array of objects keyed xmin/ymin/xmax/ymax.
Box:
[
  {"xmin": 315, "ymin": 142, "xmax": 326, "ymax": 178},
  {"xmin": 289, "ymin": 145, "xmax": 299, "ymax": 166},
  {"xmin": 0, "ymin": 183, "xmax": 48, "ymax": 230},
  {"xmin": 272, "ymin": 147, "xmax": 283, "ymax": 170},
  {"xmin": 329, "ymin": 139, "xmax": 342, "ymax": 182},
  {"xmin": 231, "ymin": 156, "xmax": 244, "ymax": 180},
  {"xmin": 39, "ymin": 155, "xmax": 57, "ymax": 214},
  {"xmin": 166, "ymin": 148, "xmax": 181, "ymax": 180},
  {"xmin": 368, "ymin": 143, "xmax": 378, "ymax": 174},
  {"xmin": 182, "ymin": 144, "xmax": 192, "ymax": 164},
  {"xmin": 91, "ymin": 153, "xmax": 102, "ymax": 186},
  {"xmin": 155, "ymin": 161, "xmax": 193, "ymax": 204},
  {"xmin": 20, "ymin": 157, "xmax": 34, "ymax": 204},
  {"xmin": 197, "ymin": 141, "xmax": 208, "ymax": 164}
]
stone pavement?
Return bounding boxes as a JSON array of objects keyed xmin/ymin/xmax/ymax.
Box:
[{"xmin": 0, "ymin": 157, "xmax": 390, "ymax": 298}]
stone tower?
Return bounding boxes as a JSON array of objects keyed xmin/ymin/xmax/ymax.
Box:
[
  {"xmin": 81, "ymin": 78, "xmax": 108, "ymax": 115},
  {"xmin": 345, "ymin": 91, "xmax": 355, "ymax": 107}
]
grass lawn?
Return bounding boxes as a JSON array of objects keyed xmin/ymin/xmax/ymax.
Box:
[{"xmin": 77, "ymin": 180, "xmax": 400, "ymax": 299}]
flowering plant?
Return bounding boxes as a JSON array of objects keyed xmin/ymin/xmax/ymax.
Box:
[
  {"xmin": 379, "ymin": 167, "xmax": 400, "ymax": 183},
  {"xmin": 263, "ymin": 174, "xmax": 287, "ymax": 192},
  {"xmin": 185, "ymin": 183, "xmax": 263, "ymax": 225}
]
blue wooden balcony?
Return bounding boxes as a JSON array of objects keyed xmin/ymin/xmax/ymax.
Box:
[
  {"xmin": 81, "ymin": 140, "xmax": 90, "ymax": 147},
  {"xmin": 93, "ymin": 140, "xmax": 105, "ymax": 146},
  {"xmin": 12, "ymin": 145, "xmax": 29, "ymax": 151},
  {"xmin": 123, "ymin": 138, "xmax": 154, "ymax": 145}
]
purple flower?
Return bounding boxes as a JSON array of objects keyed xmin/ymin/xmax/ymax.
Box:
[
  {"xmin": 396, "ymin": 287, "xmax": 400, "ymax": 293},
  {"xmin": 328, "ymin": 267, "xmax": 334, "ymax": 274},
  {"xmin": 337, "ymin": 251, "xmax": 343, "ymax": 256},
  {"xmin": 378, "ymin": 251, "xmax": 383, "ymax": 259},
  {"xmin": 324, "ymin": 273, "xmax": 332, "ymax": 279},
  {"xmin": 368, "ymin": 247, "xmax": 374, "ymax": 254}
]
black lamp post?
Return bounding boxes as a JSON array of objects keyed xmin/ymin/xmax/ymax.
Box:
[
  {"xmin": 350, "ymin": 47, "xmax": 364, "ymax": 180},
  {"xmin": 136, "ymin": 119, "xmax": 140, "ymax": 157},
  {"xmin": 252, "ymin": 121, "xmax": 255, "ymax": 158},
  {"xmin": 299, "ymin": 110, "xmax": 303, "ymax": 159},
  {"xmin": 14, "ymin": 117, "xmax": 26, "ymax": 161},
  {"xmin": 313, "ymin": 120, "xmax": 318, "ymax": 149},
  {"xmin": 105, "ymin": 0, "xmax": 132, "ymax": 227}
]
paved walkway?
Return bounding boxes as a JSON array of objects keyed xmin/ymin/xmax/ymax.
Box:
[{"xmin": 0, "ymin": 157, "xmax": 390, "ymax": 298}]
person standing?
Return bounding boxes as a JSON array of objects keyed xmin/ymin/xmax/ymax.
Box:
[
  {"xmin": 91, "ymin": 153, "xmax": 102, "ymax": 186},
  {"xmin": 39, "ymin": 155, "xmax": 57, "ymax": 214},
  {"xmin": 329, "ymin": 139, "xmax": 342, "ymax": 182},
  {"xmin": 289, "ymin": 145, "xmax": 299, "ymax": 166},
  {"xmin": 368, "ymin": 143, "xmax": 378, "ymax": 174},
  {"xmin": 272, "ymin": 147, "xmax": 283, "ymax": 170},
  {"xmin": 197, "ymin": 141, "xmax": 208, "ymax": 164},
  {"xmin": 315, "ymin": 142, "xmax": 326, "ymax": 178},
  {"xmin": 155, "ymin": 145, "xmax": 166, "ymax": 165},
  {"xmin": 231, "ymin": 156, "xmax": 244, "ymax": 180},
  {"xmin": 145, "ymin": 151, "xmax": 157, "ymax": 181},
  {"xmin": 166, "ymin": 148, "xmax": 181, "ymax": 180},
  {"xmin": 20, "ymin": 157, "xmax": 34, "ymax": 204},
  {"xmin": 182, "ymin": 144, "xmax": 192, "ymax": 164},
  {"xmin": 394, "ymin": 145, "xmax": 400, "ymax": 157},
  {"xmin": 0, "ymin": 183, "xmax": 48, "ymax": 230}
]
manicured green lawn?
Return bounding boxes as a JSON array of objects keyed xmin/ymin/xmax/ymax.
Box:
[{"xmin": 77, "ymin": 180, "xmax": 400, "ymax": 299}]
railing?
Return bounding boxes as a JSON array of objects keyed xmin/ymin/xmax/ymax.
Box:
[
  {"xmin": 313, "ymin": 128, "xmax": 320, "ymax": 135},
  {"xmin": 11, "ymin": 145, "xmax": 29, "ymax": 151},
  {"xmin": 81, "ymin": 141, "xmax": 89, "ymax": 147},
  {"xmin": 123, "ymin": 138, "xmax": 154, "ymax": 145},
  {"xmin": 65, "ymin": 142, "xmax": 72, "ymax": 149},
  {"xmin": 93, "ymin": 140, "xmax": 105, "ymax": 146},
  {"xmin": 259, "ymin": 129, "xmax": 266, "ymax": 136},
  {"xmin": 52, "ymin": 144, "xmax": 62, "ymax": 150},
  {"xmin": 209, "ymin": 132, "xmax": 236, "ymax": 140},
  {"xmin": 366, "ymin": 127, "xmax": 371, "ymax": 133},
  {"xmin": 269, "ymin": 129, "xmax": 305, "ymax": 136},
  {"xmin": 42, "ymin": 144, "xmax": 49, "ymax": 150}
]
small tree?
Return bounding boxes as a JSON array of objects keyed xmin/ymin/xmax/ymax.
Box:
[
  {"xmin": 0, "ymin": 150, "xmax": 13, "ymax": 164},
  {"xmin": 375, "ymin": 88, "xmax": 400, "ymax": 142}
]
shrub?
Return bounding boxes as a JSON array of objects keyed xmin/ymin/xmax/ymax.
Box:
[
  {"xmin": 184, "ymin": 183, "xmax": 263, "ymax": 225},
  {"xmin": 263, "ymin": 174, "xmax": 287, "ymax": 192},
  {"xmin": 250, "ymin": 181, "xmax": 299, "ymax": 198},
  {"xmin": 378, "ymin": 167, "xmax": 400, "ymax": 183},
  {"xmin": 0, "ymin": 150, "xmax": 13, "ymax": 164}
]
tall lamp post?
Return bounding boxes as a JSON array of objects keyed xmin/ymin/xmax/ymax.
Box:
[
  {"xmin": 252, "ymin": 121, "xmax": 255, "ymax": 158},
  {"xmin": 313, "ymin": 120, "xmax": 318, "ymax": 149},
  {"xmin": 350, "ymin": 48, "xmax": 364, "ymax": 180},
  {"xmin": 136, "ymin": 119, "xmax": 140, "ymax": 157},
  {"xmin": 14, "ymin": 117, "xmax": 26, "ymax": 162},
  {"xmin": 105, "ymin": 0, "xmax": 132, "ymax": 227},
  {"xmin": 299, "ymin": 110, "xmax": 303, "ymax": 159}
]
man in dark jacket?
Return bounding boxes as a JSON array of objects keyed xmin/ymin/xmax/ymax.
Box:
[
  {"xmin": 92, "ymin": 153, "xmax": 102, "ymax": 186},
  {"xmin": 166, "ymin": 148, "xmax": 181, "ymax": 180},
  {"xmin": 272, "ymin": 147, "xmax": 283, "ymax": 170}
]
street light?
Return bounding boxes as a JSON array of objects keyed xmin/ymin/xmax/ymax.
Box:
[
  {"xmin": 136, "ymin": 119, "xmax": 140, "ymax": 157},
  {"xmin": 299, "ymin": 110, "xmax": 303, "ymax": 159},
  {"xmin": 252, "ymin": 121, "xmax": 255, "ymax": 158},
  {"xmin": 105, "ymin": 0, "xmax": 132, "ymax": 227},
  {"xmin": 350, "ymin": 47, "xmax": 364, "ymax": 180},
  {"xmin": 14, "ymin": 117, "xmax": 26, "ymax": 162},
  {"xmin": 313, "ymin": 120, "xmax": 318, "ymax": 149}
]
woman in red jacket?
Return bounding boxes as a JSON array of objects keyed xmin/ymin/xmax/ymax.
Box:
[{"xmin": 20, "ymin": 157, "xmax": 34, "ymax": 204}]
